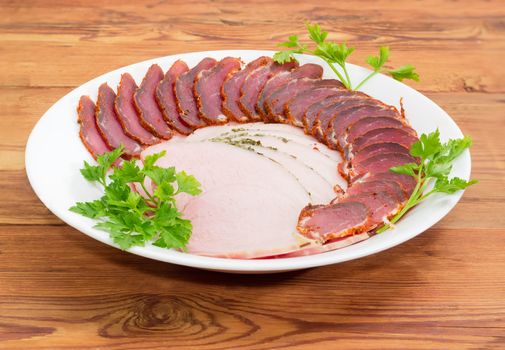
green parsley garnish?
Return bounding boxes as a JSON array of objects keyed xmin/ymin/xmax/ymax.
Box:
[
  {"xmin": 376, "ymin": 130, "xmax": 477, "ymax": 233},
  {"xmin": 273, "ymin": 22, "xmax": 419, "ymax": 90},
  {"xmin": 69, "ymin": 146, "xmax": 202, "ymax": 250}
]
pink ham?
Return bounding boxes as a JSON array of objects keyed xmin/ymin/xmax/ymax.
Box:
[
  {"xmin": 256, "ymin": 64, "xmax": 324, "ymax": 120},
  {"xmin": 155, "ymin": 60, "xmax": 194, "ymax": 135},
  {"xmin": 195, "ymin": 57, "xmax": 242, "ymax": 125},
  {"xmin": 222, "ymin": 56, "xmax": 271, "ymax": 122},
  {"xmin": 95, "ymin": 83, "xmax": 142, "ymax": 158},
  {"xmin": 77, "ymin": 95, "xmax": 111, "ymax": 159},
  {"xmin": 238, "ymin": 60, "xmax": 298, "ymax": 121},
  {"xmin": 115, "ymin": 73, "xmax": 160, "ymax": 145},
  {"xmin": 297, "ymin": 202, "xmax": 371, "ymax": 242},
  {"xmin": 134, "ymin": 64, "xmax": 173, "ymax": 140},
  {"xmin": 175, "ymin": 58, "xmax": 218, "ymax": 129},
  {"xmin": 141, "ymin": 141, "xmax": 313, "ymax": 258}
]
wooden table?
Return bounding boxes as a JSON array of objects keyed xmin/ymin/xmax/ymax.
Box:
[{"xmin": 1, "ymin": 1, "xmax": 504, "ymax": 348}]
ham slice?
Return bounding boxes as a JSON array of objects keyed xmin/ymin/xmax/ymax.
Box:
[
  {"xmin": 358, "ymin": 171, "xmax": 416, "ymax": 195},
  {"xmin": 115, "ymin": 73, "xmax": 160, "ymax": 145},
  {"xmin": 350, "ymin": 152, "xmax": 418, "ymax": 179},
  {"xmin": 349, "ymin": 128, "xmax": 419, "ymax": 155},
  {"xmin": 256, "ymin": 64, "xmax": 324, "ymax": 120},
  {"xmin": 95, "ymin": 83, "xmax": 142, "ymax": 158},
  {"xmin": 141, "ymin": 141, "xmax": 314, "ymax": 258},
  {"xmin": 77, "ymin": 96, "xmax": 111, "ymax": 159},
  {"xmin": 175, "ymin": 57, "xmax": 218, "ymax": 129},
  {"xmin": 195, "ymin": 57, "xmax": 242, "ymax": 125},
  {"xmin": 341, "ymin": 191, "xmax": 401, "ymax": 227},
  {"xmin": 238, "ymin": 61, "xmax": 298, "ymax": 121},
  {"xmin": 222, "ymin": 56, "xmax": 271, "ymax": 122},
  {"xmin": 134, "ymin": 64, "xmax": 173, "ymax": 140},
  {"xmin": 155, "ymin": 60, "xmax": 194, "ymax": 135}
]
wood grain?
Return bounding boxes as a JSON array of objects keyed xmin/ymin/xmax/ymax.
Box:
[{"xmin": 1, "ymin": 0, "xmax": 504, "ymax": 349}]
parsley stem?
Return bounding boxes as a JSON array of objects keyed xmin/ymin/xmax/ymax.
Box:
[
  {"xmin": 340, "ymin": 63, "xmax": 353, "ymax": 89},
  {"xmin": 140, "ymin": 181, "xmax": 158, "ymax": 207},
  {"xmin": 354, "ymin": 71, "xmax": 378, "ymax": 91},
  {"xmin": 323, "ymin": 59, "xmax": 350, "ymax": 89}
]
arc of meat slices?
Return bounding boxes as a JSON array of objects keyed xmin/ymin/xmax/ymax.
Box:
[
  {"xmin": 115, "ymin": 73, "xmax": 160, "ymax": 145},
  {"xmin": 222, "ymin": 56, "xmax": 272, "ymax": 122},
  {"xmin": 194, "ymin": 57, "xmax": 242, "ymax": 125},
  {"xmin": 95, "ymin": 83, "xmax": 142, "ymax": 158},
  {"xmin": 77, "ymin": 96, "xmax": 111, "ymax": 159},
  {"xmin": 175, "ymin": 57, "xmax": 218, "ymax": 129},
  {"xmin": 134, "ymin": 64, "xmax": 173, "ymax": 140},
  {"xmin": 155, "ymin": 60, "xmax": 194, "ymax": 135}
]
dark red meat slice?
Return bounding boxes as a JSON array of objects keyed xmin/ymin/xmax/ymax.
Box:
[
  {"xmin": 351, "ymin": 152, "xmax": 417, "ymax": 179},
  {"xmin": 114, "ymin": 73, "xmax": 160, "ymax": 145},
  {"xmin": 286, "ymin": 87, "xmax": 347, "ymax": 128},
  {"xmin": 361, "ymin": 172, "xmax": 417, "ymax": 195},
  {"xmin": 348, "ymin": 142, "xmax": 412, "ymax": 163},
  {"xmin": 238, "ymin": 60, "xmax": 298, "ymax": 121},
  {"xmin": 77, "ymin": 96, "xmax": 111, "ymax": 159},
  {"xmin": 351, "ymin": 128, "xmax": 419, "ymax": 155},
  {"xmin": 341, "ymin": 191, "xmax": 401, "ymax": 227},
  {"xmin": 340, "ymin": 116, "xmax": 410, "ymax": 150},
  {"xmin": 175, "ymin": 57, "xmax": 218, "ymax": 128},
  {"xmin": 265, "ymin": 79, "xmax": 343, "ymax": 123},
  {"xmin": 96, "ymin": 83, "xmax": 142, "ymax": 158},
  {"xmin": 155, "ymin": 60, "xmax": 194, "ymax": 135},
  {"xmin": 312, "ymin": 98, "xmax": 379, "ymax": 143},
  {"xmin": 133, "ymin": 64, "xmax": 173, "ymax": 140},
  {"xmin": 297, "ymin": 202, "xmax": 370, "ymax": 242},
  {"xmin": 195, "ymin": 57, "xmax": 242, "ymax": 125},
  {"xmin": 222, "ymin": 56, "xmax": 271, "ymax": 122},
  {"xmin": 325, "ymin": 105, "xmax": 399, "ymax": 149},
  {"xmin": 256, "ymin": 63, "xmax": 324, "ymax": 120},
  {"xmin": 346, "ymin": 179, "xmax": 408, "ymax": 203}
]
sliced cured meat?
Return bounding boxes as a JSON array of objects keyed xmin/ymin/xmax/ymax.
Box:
[
  {"xmin": 346, "ymin": 179, "xmax": 408, "ymax": 202},
  {"xmin": 77, "ymin": 95, "xmax": 111, "ymax": 158},
  {"xmin": 348, "ymin": 142, "xmax": 411, "ymax": 164},
  {"xmin": 350, "ymin": 152, "xmax": 417, "ymax": 179},
  {"xmin": 312, "ymin": 97, "xmax": 378, "ymax": 143},
  {"xmin": 341, "ymin": 191, "xmax": 401, "ymax": 226},
  {"xmin": 340, "ymin": 116, "xmax": 411, "ymax": 150},
  {"xmin": 96, "ymin": 83, "xmax": 142, "ymax": 158},
  {"xmin": 175, "ymin": 57, "xmax": 218, "ymax": 128},
  {"xmin": 297, "ymin": 202, "xmax": 370, "ymax": 242},
  {"xmin": 195, "ymin": 57, "xmax": 242, "ymax": 125},
  {"xmin": 286, "ymin": 87, "xmax": 347, "ymax": 128},
  {"xmin": 222, "ymin": 56, "xmax": 271, "ymax": 122},
  {"xmin": 134, "ymin": 64, "xmax": 173, "ymax": 140},
  {"xmin": 141, "ymin": 141, "xmax": 313, "ymax": 258},
  {"xmin": 265, "ymin": 79, "xmax": 343, "ymax": 123},
  {"xmin": 350, "ymin": 127, "xmax": 419, "ymax": 155},
  {"xmin": 115, "ymin": 73, "xmax": 160, "ymax": 145},
  {"xmin": 256, "ymin": 64, "xmax": 324, "ymax": 120},
  {"xmin": 303, "ymin": 92, "xmax": 362, "ymax": 134},
  {"xmin": 155, "ymin": 60, "xmax": 194, "ymax": 135},
  {"xmin": 238, "ymin": 60, "xmax": 298, "ymax": 121},
  {"xmin": 325, "ymin": 104, "xmax": 398, "ymax": 149},
  {"xmin": 361, "ymin": 172, "xmax": 417, "ymax": 195},
  {"xmin": 274, "ymin": 232, "xmax": 370, "ymax": 258}
]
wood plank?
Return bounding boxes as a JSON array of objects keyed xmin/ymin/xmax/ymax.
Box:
[{"xmin": 0, "ymin": 226, "xmax": 504, "ymax": 349}]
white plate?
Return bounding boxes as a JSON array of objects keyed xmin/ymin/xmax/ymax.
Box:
[{"xmin": 25, "ymin": 50, "xmax": 472, "ymax": 273}]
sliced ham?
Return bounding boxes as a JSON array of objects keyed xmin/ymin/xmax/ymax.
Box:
[
  {"xmin": 349, "ymin": 127, "xmax": 419, "ymax": 155},
  {"xmin": 222, "ymin": 56, "xmax": 271, "ymax": 122},
  {"xmin": 134, "ymin": 64, "xmax": 173, "ymax": 140},
  {"xmin": 195, "ymin": 57, "xmax": 242, "ymax": 125},
  {"xmin": 141, "ymin": 141, "xmax": 313, "ymax": 258},
  {"xmin": 77, "ymin": 95, "xmax": 111, "ymax": 159},
  {"xmin": 286, "ymin": 87, "xmax": 348, "ymax": 128},
  {"xmin": 297, "ymin": 202, "xmax": 371, "ymax": 242},
  {"xmin": 175, "ymin": 57, "xmax": 218, "ymax": 129},
  {"xmin": 346, "ymin": 179, "xmax": 408, "ymax": 203},
  {"xmin": 359, "ymin": 171, "xmax": 417, "ymax": 195},
  {"xmin": 348, "ymin": 142, "xmax": 411, "ymax": 164},
  {"xmin": 256, "ymin": 64, "xmax": 324, "ymax": 121},
  {"xmin": 95, "ymin": 83, "xmax": 142, "ymax": 158},
  {"xmin": 155, "ymin": 60, "xmax": 194, "ymax": 135},
  {"xmin": 114, "ymin": 73, "xmax": 160, "ymax": 145},
  {"xmin": 265, "ymin": 79, "xmax": 344, "ymax": 123},
  {"xmin": 350, "ymin": 152, "xmax": 417, "ymax": 179},
  {"xmin": 303, "ymin": 93, "xmax": 360, "ymax": 134},
  {"xmin": 341, "ymin": 190, "xmax": 401, "ymax": 227},
  {"xmin": 238, "ymin": 61, "xmax": 298, "ymax": 121}
]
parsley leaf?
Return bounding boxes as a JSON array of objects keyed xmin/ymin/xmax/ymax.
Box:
[
  {"xmin": 367, "ymin": 46, "xmax": 390, "ymax": 72},
  {"xmin": 389, "ymin": 65, "xmax": 420, "ymax": 82},
  {"xmin": 69, "ymin": 148, "xmax": 201, "ymax": 251}
]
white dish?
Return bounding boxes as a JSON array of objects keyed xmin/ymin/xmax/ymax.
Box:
[{"xmin": 25, "ymin": 50, "xmax": 472, "ymax": 273}]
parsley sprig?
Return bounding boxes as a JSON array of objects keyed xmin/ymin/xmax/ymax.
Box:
[
  {"xmin": 376, "ymin": 130, "xmax": 477, "ymax": 233},
  {"xmin": 273, "ymin": 22, "xmax": 419, "ymax": 90},
  {"xmin": 70, "ymin": 146, "xmax": 202, "ymax": 250}
]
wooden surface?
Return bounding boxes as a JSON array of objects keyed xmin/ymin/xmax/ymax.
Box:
[{"xmin": 1, "ymin": 0, "xmax": 504, "ymax": 348}]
